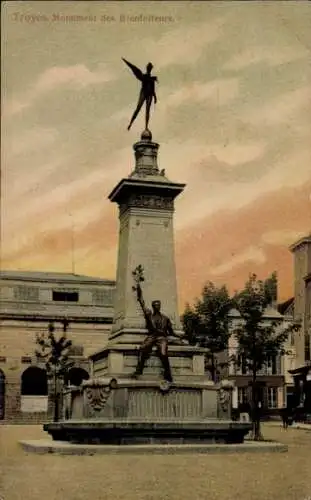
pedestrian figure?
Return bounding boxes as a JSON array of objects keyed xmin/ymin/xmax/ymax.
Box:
[
  {"xmin": 281, "ymin": 406, "xmax": 290, "ymax": 429},
  {"xmin": 239, "ymin": 397, "xmax": 251, "ymax": 422}
]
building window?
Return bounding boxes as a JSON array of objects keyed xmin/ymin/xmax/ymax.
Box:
[
  {"xmin": 21, "ymin": 356, "xmax": 32, "ymax": 364},
  {"xmin": 237, "ymin": 354, "xmax": 248, "ymax": 375},
  {"xmin": 13, "ymin": 285, "xmax": 39, "ymax": 301},
  {"xmin": 0, "ymin": 370, "xmax": 5, "ymax": 420},
  {"xmin": 68, "ymin": 345, "xmax": 84, "ymax": 357},
  {"xmin": 52, "ymin": 291, "xmax": 79, "ymax": 302},
  {"xmin": 266, "ymin": 356, "xmax": 277, "ymax": 375},
  {"xmin": 21, "ymin": 367, "xmax": 48, "ymax": 396},
  {"xmin": 267, "ymin": 387, "xmax": 278, "ymax": 408},
  {"xmin": 238, "ymin": 387, "xmax": 249, "ymax": 404}
]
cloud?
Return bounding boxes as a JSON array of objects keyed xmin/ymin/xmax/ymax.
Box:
[
  {"xmin": 111, "ymin": 76, "xmax": 240, "ymax": 132},
  {"xmin": 175, "ymin": 181, "xmax": 311, "ymax": 307},
  {"xmin": 4, "ymin": 64, "xmax": 115, "ymax": 116},
  {"xmin": 1, "ymin": 205, "xmax": 117, "ymax": 278},
  {"xmin": 223, "ymin": 45, "xmax": 309, "ymax": 72},
  {"xmin": 1, "ymin": 141, "xmax": 133, "ymax": 252},
  {"xmin": 166, "ymin": 78, "xmax": 239, "ymax": 108},
  {"xmin": 210, "ymin": 246, "xmax": 266, "ymax": 276},
  {"xmin": 35, "ymin": 64, "xmax": 114, "ymax": 91},
  {"xmin": 175, "ymin": 146, "xmax": 311, "ymax": 230},
  {"xmin": 2, "ymin": 2, "xmax": 310, "ymax": 314},
  {"xmin": 136, "ymin": 17, "xmax": 227, "ymax": 70},
  {"xmin": 261, "ymin": 229, "xmax": 308, "ymax": 246},
  {"xmin": 4, "ymin": 127, "xmax": 58, "ymax": 157},
  {"xmin": 207, "ymin": 141, "xmax": 266, "ymax": 166},
  {"xmin": 244, "ymin": 86, "xmax": 311, "ymax": 126}
]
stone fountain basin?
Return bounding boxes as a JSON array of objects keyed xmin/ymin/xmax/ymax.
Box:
[{"xmin": 44, "ymin": 418, "xmax": 252, "ymax": 445}]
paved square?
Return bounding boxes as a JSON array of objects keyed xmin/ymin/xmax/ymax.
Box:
[{"xmin": 0, "ymin": 423, "xmax": 310, "ymax": 500}]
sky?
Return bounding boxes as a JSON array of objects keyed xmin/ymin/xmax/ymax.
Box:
[{"xmin": 1, "ymin": 1, "xmax": 311, "ymax": 310}]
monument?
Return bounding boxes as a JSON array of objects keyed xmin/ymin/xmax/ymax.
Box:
[{"xmin": 43, "ymin": 60, "xmax": 252, "ymax": 445}]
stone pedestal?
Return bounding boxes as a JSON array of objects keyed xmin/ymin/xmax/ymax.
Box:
[
  {"xmin": 90, "ymin": 343, "xmax": 207, "ymax": 380},
  {"xmin": 109, "ymin": 130, "xmax": 185, "ymax": 340}
]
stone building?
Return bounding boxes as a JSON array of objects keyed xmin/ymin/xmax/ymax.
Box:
[
  {"xmin": 225, "ymin": 306, "xmax": 292, "ymax": 415},
  {"xmin": 0, "ymin": 271, "xmax": 115, "ymax": 423},
  {"xmin": 289, "ymin": 234, "xmax": 311, "ymax": 368},
  {"xmin": 288, "ymin": 234, "xmax": 311, "ymax": 416},
  {"xmin": 277, "ymin": 298, "xmax": 296, "ymax": 407}
]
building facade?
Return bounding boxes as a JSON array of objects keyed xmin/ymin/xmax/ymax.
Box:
[
  {"xmin": 279, "ymin": 299, "xmax": 296, "ymax": 407},
  {"xmin": 0, "ymin": 271, "xmax": 115, "ymax": 423},
  {"xmin": 226, "ymin": 306, "xmax": 292, "ymax": 416},
  {"xmin": 288, "ymin": 234, "xmax": 311, "ymax": 418}
]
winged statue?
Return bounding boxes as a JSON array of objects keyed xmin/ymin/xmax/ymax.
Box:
[{"xmin": 122, "ymin": 58, "xmax": 158, "ymax": 131}]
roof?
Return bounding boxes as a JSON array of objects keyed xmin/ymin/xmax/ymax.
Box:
[
  {"xmin": 278, "ymin": 297, "xmax": 294, "ymax": 315},
  {"xmin": 229, "ymin": 305, "xmax": 284, "ymax": 319},
  {"xmin": 229, "ymin": 308, "xmax": 240, "ymax": 317},
  {"xmin": 0, "ymin": 270, "xmax": 116, "ymax": 286},
  {"xmin": 289, "ymin": 233, "xmax": 311, "ymax": 252},
  {"xmin": 263, "ymin": 306, "xmax": 284, "ymax": 319},
  {"xmin": 288, "ymin": 362, "xmax": 311, "ymax": 375}
]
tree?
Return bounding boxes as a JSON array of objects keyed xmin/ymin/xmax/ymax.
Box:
[
  {"xmin": 232, "ymin": 273, "xmax": 295, "ymax": 440},
  {"xmin": 181, "ymin": 282, "xmax": 232, "ymax": 382},
  {"xmin": 35, "ymin": 319, "xmax": 74, "ymax": 422}
]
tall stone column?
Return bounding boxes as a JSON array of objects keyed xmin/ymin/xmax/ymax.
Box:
[{"xmin": 108, "ymin": 130, "xmax": 185, "ymax": 343}]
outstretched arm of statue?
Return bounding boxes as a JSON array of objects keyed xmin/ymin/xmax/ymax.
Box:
[
  {"xmin": 136, "ymin": 282, "xmax": 149, "ymax": 317},
  {"xmin": 122, "ymin": 58, "xmax": 143, "ymax": 81}
]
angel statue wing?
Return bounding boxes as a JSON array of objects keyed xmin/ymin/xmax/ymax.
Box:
[{"xmin": 122, "ymin": 58, "xmax": 143, "ymax": 81}]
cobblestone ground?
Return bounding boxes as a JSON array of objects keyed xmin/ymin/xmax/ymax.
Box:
[{"xmin": 0, "ymin": 423, "xmax": 310, "ymax": 500}]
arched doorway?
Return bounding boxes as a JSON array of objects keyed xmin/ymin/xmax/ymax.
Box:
[
  {"xmin": 65, "ymin": 367, "xmax": 89, "ymax": 386},
  {"xmin": 0, "ymin": 370, "xmax": 5, "ymax": 420},
  {"xmin": 21, "ymin": 367, "xmax": 48, "ymax": 414}
]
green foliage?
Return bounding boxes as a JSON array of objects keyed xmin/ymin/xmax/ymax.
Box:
[
  {"xmin": 35, "ymin": 319, "xmax": 74, "ymax": 422},
  {"xmin": 181, "ymin": 282, "xmax": 232, "ymax": 379},
  {"xmin": 232, "ymin": 273, "xmax": 293, "ymax": 376},
  {"xmin": 181, "ymin": 303, "xmax": 200, "ymax": 346},
  {"xmin": 232, "ymin": 273, "xmax": 296, "ymax": 440},
  {"xmin": 35, "ymin": 319, "xmax": 74, "ymax": 379}
]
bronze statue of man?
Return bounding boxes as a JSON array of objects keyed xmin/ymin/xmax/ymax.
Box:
[
  {"xmin": 122, "ymin": 58, "xmax": 158, "ymax": 131},
  {"xmin": 131, "ymin": 266, "xmax": 185, "ymax": 382}
]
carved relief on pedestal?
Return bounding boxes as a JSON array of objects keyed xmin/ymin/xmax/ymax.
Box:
[
  {"xmin": 84, "ymin": 378, "xmax": 118, "ymax": 412},
  {"xmin": 85, "ymin": 386, "xmax": 111, "ymax": 411},
  {"xmin": 119, "ymin": 194, "xmax": 174, "ymax": 215}
]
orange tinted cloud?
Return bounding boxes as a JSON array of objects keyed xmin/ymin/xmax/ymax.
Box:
[
  {"xmin": 3, "ymin": 181, "xmax": 309, "ymax": 313},
  {"xmin": 176, "ymin": 181, "xmax": 311, "ymax": 308}
]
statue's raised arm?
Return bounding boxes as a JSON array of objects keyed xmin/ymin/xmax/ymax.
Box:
[{"xmin": 132, "ymin": 265, "xmax": 148, "ymax": 316}]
